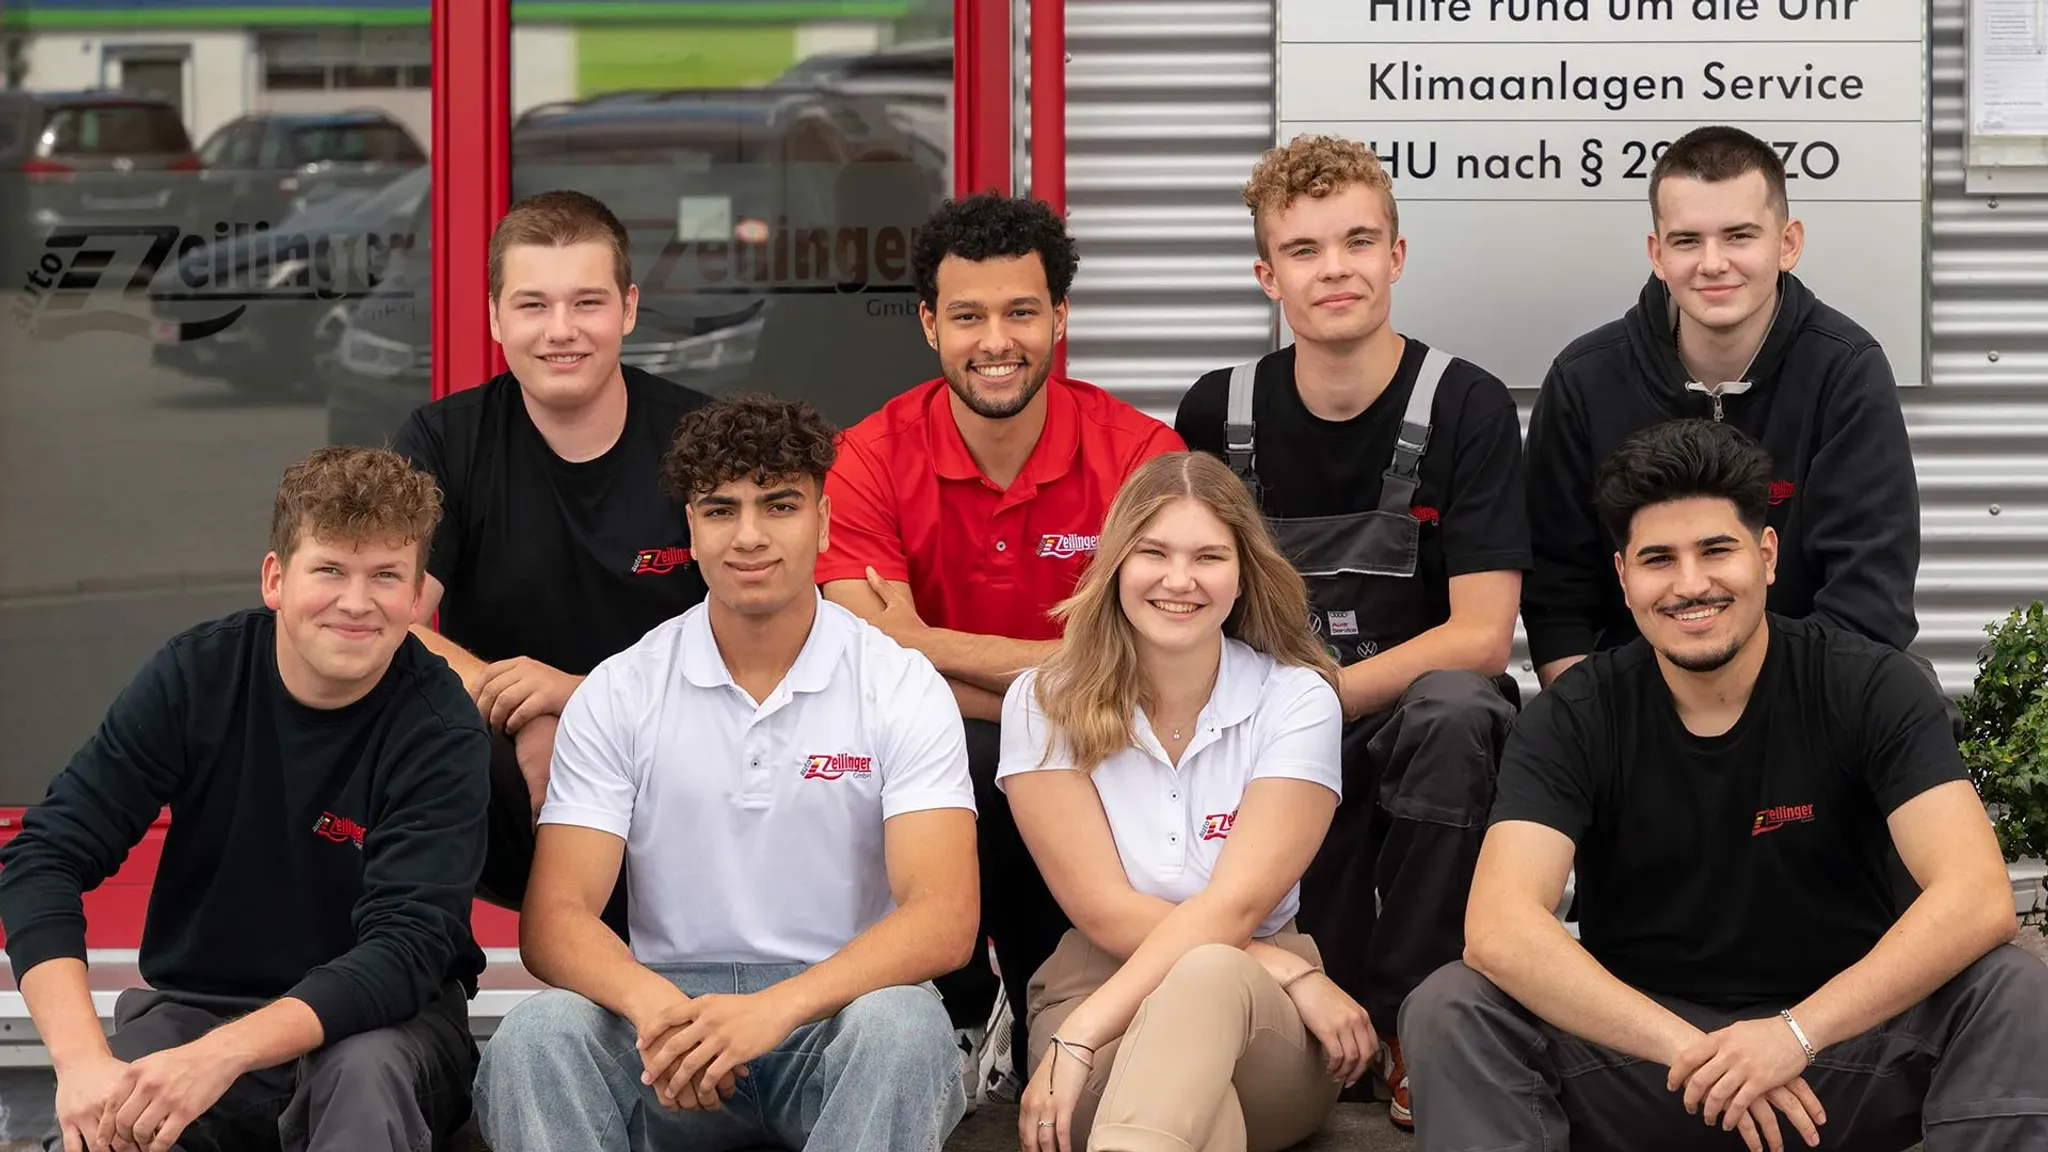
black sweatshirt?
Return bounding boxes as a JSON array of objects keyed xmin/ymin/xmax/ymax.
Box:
[
  {"xmin": 0, "ymin": 609, "xmax": 489, "ymax": 1045},
  {"xmin": 1522, "ymin": 272, "xmax": 1921, "ymax": 666}
]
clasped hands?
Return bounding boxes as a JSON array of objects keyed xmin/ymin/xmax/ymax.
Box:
[
  {"xmin": 55, "ymin": 1037, "xmax": 242, "ymax": 1152},
  {"xmin": 1667, "ymin": 1015, "xmax": 1829, "ymax": 1152},
  {"xmin": 631, "ymin": 986, "xmax": 803, "ymax": 1113}
]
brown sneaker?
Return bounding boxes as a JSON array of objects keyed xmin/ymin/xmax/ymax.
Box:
[{"xmin": 1378, "ymin": 1035, "xmax": 1413, "ymax": 1131}]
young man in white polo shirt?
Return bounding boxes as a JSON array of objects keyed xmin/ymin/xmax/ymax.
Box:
[{"xmin": 473, "ymin": 395, "xmax": 982, "ymax": 1152}]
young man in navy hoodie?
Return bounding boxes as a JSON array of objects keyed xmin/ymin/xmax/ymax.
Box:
[
  {"xmin": 1522, "ymin": 125, "xmax": 1921, "ymax": 688},
  {"xmin": 0, "ymin": 446, "xmax": 490, "ymax": 1152}
]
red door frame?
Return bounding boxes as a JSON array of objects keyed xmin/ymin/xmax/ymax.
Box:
[{"xmin": 430, "ymin": 0, "xmax": 510, "ymax": 401}]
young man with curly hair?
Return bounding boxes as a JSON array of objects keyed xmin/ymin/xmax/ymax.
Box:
[
  {"xmin": 392, "ymin": 191, "xmax": 714, "ymax": 939},
  {"xmin": 1174, "ymin": 132, "xmax": 1530, "ymax": 1129},
  {"xmin": 474, "ymin": 395, "xmax": 980, "ymax": 1152},
  {"xmin": 816, "ymin": 192, "xmax": 1185, "ymax": 1093},
  {"xmin": 0, "ymin": 446, "xmax": 491, "ymax": 1152},
  {"xmin": 1523, "ymin": 125, "xmax": 1920, "ymax": 688}
]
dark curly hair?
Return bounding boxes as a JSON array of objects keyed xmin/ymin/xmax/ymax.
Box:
[
  {"xmin": 1594, "ymin": 419, "xmax": 1773, "ymax": 549},
  {"xmin": 911, "ymin": 192, "xmax": 1079, "ymax": 309},
  {"xmin": 662, "ymin": 394, "xmax": 840, "ymax": 501}
]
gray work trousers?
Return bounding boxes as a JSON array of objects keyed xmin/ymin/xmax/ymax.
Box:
[
  {"xmin": 1399, "ymin": 946, "xmax": 2048, "ymax": 1152},
  {"xmin": 44, "ymin": 983, "xmax": 478, "ymax": 1152}
]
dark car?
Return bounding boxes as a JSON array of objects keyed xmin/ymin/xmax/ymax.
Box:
[
  {"xmin": 187, "ymin": 110, "xmax": 425, "ymax": 234},
  {"xmin": 1, "ymin": 91, "xmax": 200, "ymax": 280},
  {"xmin": 149, "ymin": 165, "xmax": 427, "ymax": 397}
]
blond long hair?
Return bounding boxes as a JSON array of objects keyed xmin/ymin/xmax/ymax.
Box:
[{"xmin": 1033, "ymin": 452, "xmax": 1336, "ymax": 773}]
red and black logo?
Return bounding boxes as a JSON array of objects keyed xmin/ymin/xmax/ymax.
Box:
[
  {"xmin": 803, "ymin": 753, "xmax": 874, "ymax": 780},
  {"xmin": 313, "ymin": 811, "xmax": 367, "ymax": 849},
  {"xmin": 630, "ymin": 546, "xmax": 692, "ymax": 575},
  {"xmin": 1769, "ymin": 480, "xmax": 1796, "ymax": 507},
  {"xmin": 1752, "ymin": 803, "xmax": 1815, "ymax": 836},
  {"xmin": 1410, "ymin": 505, "xmax": 1440, "ymax": 525}
]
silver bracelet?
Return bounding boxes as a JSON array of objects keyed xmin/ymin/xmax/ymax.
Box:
[{"xmin": 1778, "ymin": 1009, "xmax": 1816, "ymax": 1064}]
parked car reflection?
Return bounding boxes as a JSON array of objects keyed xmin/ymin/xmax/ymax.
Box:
[
  {"xmin": 150, "ymin": 165, "xmax": 426, "ymax": 397},
  {"xmin": 324, "ymin": 211, "xmax": 770, "ymax": 449},
  {"xmin": 187, "ymin": 110, "xmax": 425, "ymax": 232},
  {"xmin": 327, "ymin": 77, "xmax": 945, "ymax": 446},
  {"xmin": 2, "ymin": 91, "xmax": 201, "ymax": 281}
]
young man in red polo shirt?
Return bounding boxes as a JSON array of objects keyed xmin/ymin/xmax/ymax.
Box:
[{"xmin": 817, "ymin": 192, "xmax": 1183, "ymax": 1101}]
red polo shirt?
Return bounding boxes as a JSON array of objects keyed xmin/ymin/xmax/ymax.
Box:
[{"xmin": 819, "ymin": 376, "xmax": 1185, "ymax": 640}]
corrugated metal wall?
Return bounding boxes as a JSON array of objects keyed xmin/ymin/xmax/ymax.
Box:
[
  {"xmin": 1058, "ymin": 0, "xmax": 1277, "ymax": 408},
  {"xmin": 1920, "ymin": 0, "xmax": 2048, "ymax": 695},
  {"xmin": 1058, "ymin": 0, "xmax": 2048, "ymax": 698}
]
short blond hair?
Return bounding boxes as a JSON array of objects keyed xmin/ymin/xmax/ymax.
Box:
[
  {"xmin": 1242, "ymin": 134, "xmax": 1399, "ymax": 259},
  {"xmin": 487, "ymin": 190, "xmax": 633, "ymax": 301}
]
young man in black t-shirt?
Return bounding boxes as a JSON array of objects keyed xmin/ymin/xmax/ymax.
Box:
[
  {"xmin": 1176, "ymin": 133, "xmax": 1528, "ymax": 1127},
  {"xmin": 1402, "ymin": 420, "xmax": 2048, "ymax": 1152},
  {"xmin": 0, "ymin": 447, "xmax": 489, "ymax": 1152},
  {"xmin": 393, "ymin": 191, "xmax": 711, "ymax": 932}
]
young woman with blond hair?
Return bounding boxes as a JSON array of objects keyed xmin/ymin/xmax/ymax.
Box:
[{"xmin": 997, "ymin": 450, "xmax": 1377, "ymax": 1152}]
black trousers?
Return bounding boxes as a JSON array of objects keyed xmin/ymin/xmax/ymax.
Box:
[
  {"xmin": 1399, "ymin": 946, "xmax": 2048, "ymax": 1152},
  {"xmin": 476, "ymin": 728, "xmax": 630, "ymax": 941},
  {"xmin": 1296, "ymin": 669, "xmax": 1516, "ymax": 1042},
  {"xmin": 45, "ymin": 984, "xmax": 477, "ymax": 1152},
  {"xmin": 933, "ymin": 717, "xmax": 1073, "ymax": 1061}
]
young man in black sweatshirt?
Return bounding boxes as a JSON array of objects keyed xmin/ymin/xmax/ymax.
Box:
[
  {"xmin": 1523, "ymin": 125, "xmax": 1920, "ymax": 688},
  {"xmin": 393, "ymin": 191, "xmax": 712, "ymax": 936},
  {"xmin": 0, "ymin": 446, "xmax": 490, "ymax": 1152}
]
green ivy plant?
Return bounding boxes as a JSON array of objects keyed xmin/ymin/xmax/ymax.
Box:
[{"xmin": 1958, "ymin": 601, "xmax": 2048, "ymax": 865}]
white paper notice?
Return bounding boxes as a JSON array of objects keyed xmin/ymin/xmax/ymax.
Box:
[
  {"xmin": 1974, "ymin": 0, "xmax": 2048, "ymax": 135},
  {"xmin": 676, "ymin": 195, "xmax": 733, "ymax": 242}
]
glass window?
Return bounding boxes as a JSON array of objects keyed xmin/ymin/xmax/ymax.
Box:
[
  {"xmin": 500, "ymin": 3, "xmax": 954, "ymax": 435},
  {"xmin": 0, "ymin": 14, "xmax": 431, "ymax": 806}
]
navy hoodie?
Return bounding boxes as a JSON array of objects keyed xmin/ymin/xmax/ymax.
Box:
[
  {"xmin": 0, "ymin": 609, "xmax": 489, "ymax": 1044},
  {"xmin": 1521, "ymin": 271, "xmax": 1920, "ymax": 666}
]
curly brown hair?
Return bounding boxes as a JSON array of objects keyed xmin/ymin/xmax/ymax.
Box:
[
  {"xmin": 662, "ymin": 394, "xmax": 840, "ymax": 501},
  {"xmin": 1242, "ymin": 134, "xmax": 1399, "ymax": 259},
  {"xmin": 489, "ymin": 189, "xmax": 633, "ymax": 302},
  {"xmin": 269, "ymin": 446, "xmax": 443, "ymax": 568}
]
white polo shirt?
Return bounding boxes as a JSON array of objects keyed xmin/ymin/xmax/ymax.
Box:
[
  {"xmin": 995, "ymin": 638, "xmax": 1342, "ymax": 938},
  {"xmin": 541, "ymin": 594, "xmax": 976, "ymax": 966}
]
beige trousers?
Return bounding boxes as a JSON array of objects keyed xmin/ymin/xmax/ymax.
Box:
[{"xmin": 1023, "ymin": 925, "xmax": 1343, "ymax": 1152}]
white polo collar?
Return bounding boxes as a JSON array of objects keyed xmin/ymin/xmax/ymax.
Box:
[
  {"xmin": 1135, "ymin": 637, "xmax": 1267, "ymax": 762},
  {"xmin": 677, "ymin": 591, "xmax": 848, "ymax": 697}
]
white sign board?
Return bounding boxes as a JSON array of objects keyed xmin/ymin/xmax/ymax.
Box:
[{"xmin": 1277, "ymin": 0, "xmax": 1928, "ymax": 389}]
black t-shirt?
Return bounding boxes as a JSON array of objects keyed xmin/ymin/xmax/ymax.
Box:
[
  {"xmin": 0, "ymin": 609, "xmax": 488, "ymax": 1044},
  {"xmin": 1491, "ymin": 615, "xmax": 1967, "ymax": 1008},
  {"xmin": 1176, "ymin": 339, "xmax": 1531, "ymax": 634},
  {"xmin": 392, "ymin": 367, "xmax": 712, "ymax": 676}
]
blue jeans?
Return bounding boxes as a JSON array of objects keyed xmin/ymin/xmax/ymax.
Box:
[{"xmin": 473, "ymin": 963, "xmax": 965, "ymax": 1152}]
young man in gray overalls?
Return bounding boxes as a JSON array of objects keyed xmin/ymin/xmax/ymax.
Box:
[{"xmin": 1176, "ymin": 133, "xmax": 1530, "ymax": 1131}]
